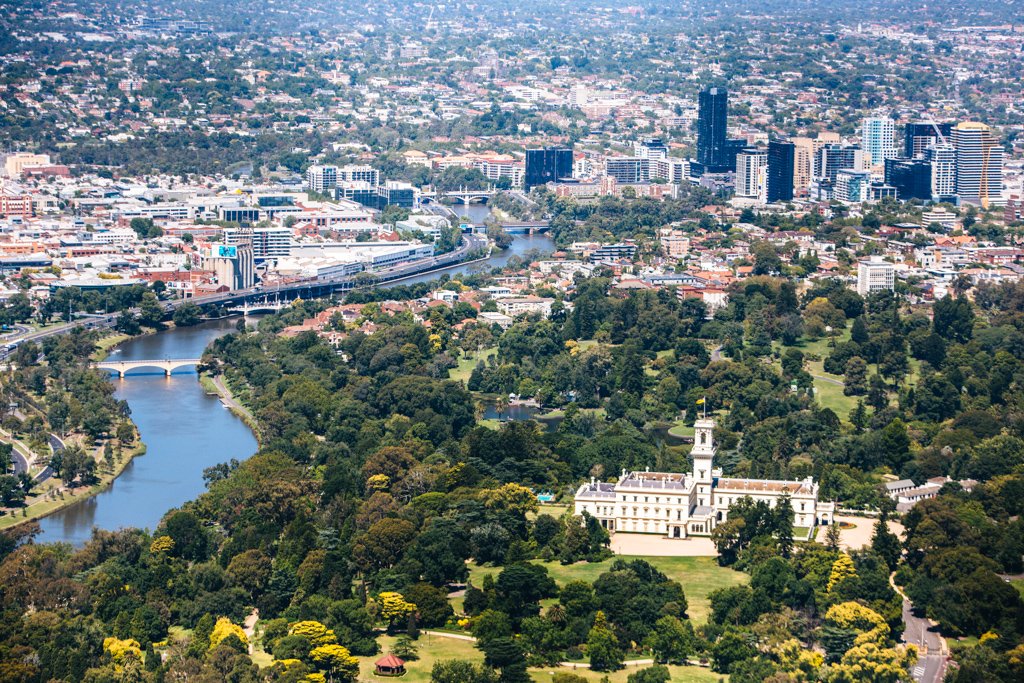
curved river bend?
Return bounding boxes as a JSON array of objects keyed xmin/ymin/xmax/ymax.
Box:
[
  {"xmin": 37, "ymin": 318, "xmax": 260, "ymax": 545},
  {"xmin": 37, "ymin": 227, "xmax": 554, "ymax": 545}
]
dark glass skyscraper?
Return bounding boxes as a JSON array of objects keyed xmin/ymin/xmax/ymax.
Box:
[
  {"xmin": 884, "ymin": 158, "xmax": 933, "ymax": 200},
  {"xmin": 767, "ymin": 140, "xmax": 795, "ymax": 203},
  {"xmin": 697, "ymin": 87, "xmax": 730, "ymax": 172},
  {"xmin": 904, "ymin": 122, "xmax": 952, "ymax": 159},
  {"xmin": 524, "ymin": 147, "xmax": 573, "ymax": 190}
]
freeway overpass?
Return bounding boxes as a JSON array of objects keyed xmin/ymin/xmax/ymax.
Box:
[{"xmin": 1, "ymin": 234, "xmax": 490, "ymax": 351}]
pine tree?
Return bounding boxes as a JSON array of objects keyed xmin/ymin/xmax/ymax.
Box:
[
  {"xmin": 587, "ymin": 611, "xmax": 624, "ymax": 672},
  {"xmin": 775, "ymin": 494, "xmax": 794, "ymax": 557},
  {"xmin": 871, "ymin": 516, "xmax": 902, "ymax": 571},
  {"xmin": 825, "ymin": 522, "xmax": 841, "ymax": 552}
]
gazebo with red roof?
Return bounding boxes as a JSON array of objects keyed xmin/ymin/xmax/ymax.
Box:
[{"xmin": 374, "ymin": 653, "xmax": 406, "ymax": 677}]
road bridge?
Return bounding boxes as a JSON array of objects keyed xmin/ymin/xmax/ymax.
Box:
[
  {"xmin": 94, "ymin": 358, "xmax": 202, "ymax": 378},
  {"xmin": 2, "ymin": 234, "xmax": 489, "ymax": 352},
  {"xmin": 225, "ymin": 299, "xmax": 291, "ymax": 315}
]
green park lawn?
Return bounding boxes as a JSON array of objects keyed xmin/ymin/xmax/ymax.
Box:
[
  {"xmin": 350, "ymin": 633, "xmax": 725, "ymax": 683},
  {"xmin": 1012, "ymin": 579, "xmax": 1024, "ymax": 598},
  {"xmin": 529, "ymin": 664, "xmax": 725, "ymax": 682},
  {"xmin": 530, "ymin": 503, "xmax": 570, "ymax": 519},
  {"xmin": 465, "ymin": 556, "xmax": 747, "ymax": 625},
  {"xmin": 356, "ymin": 634, "xmax": 483, "ymax": 683},
  {"xmin": 668, "ymin": 420, "xmax": 696, "ymax": 439},
  {"xmin": 449, "ymin": 347, "xmax": 496, "ymax": 384},
  {"xmin": 772, "ymin": 331, "xmax": 923, "ymax": 423}
]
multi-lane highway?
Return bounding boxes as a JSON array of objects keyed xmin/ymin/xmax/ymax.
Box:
[{"xmin": 0, "ymin": 234, "xmax": 489, "ymax": 359}]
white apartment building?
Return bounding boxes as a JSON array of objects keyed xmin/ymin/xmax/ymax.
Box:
[
  {"xmin": 926, "ymin": 144, "xmax": 957, "ymax": 200},
  {"xmin": 651, "ymin": 158, "xmax": 690, "ymax": 184},
  {"xmin": 224, "ymin": 226, "xmax": 291, "ymax": 259},
  {"xmin": 952, "ymin": 122, "xmax": 1004, "ymax": 207},
  {"xmin": 337, "ymin": 165, "xmax": 380, "ymax": 186},
  {"xmin": 835, "ymin": 170, "xmax": 872, "ymax": 203},
  {"xmin": 495, "ymin": 296, "xmax": 555, "ymax": 318},
  {"xmin": 861, "ymin": 116, "xmax": 898, "ymax": 168},
  {"xmin": 574, "ymin": 418, "xmax": 834, "ymax": 538},
  {"xmin": 921, "ymin": 207, "xmax": 957, "ymax": 231},
  {"xmin": 856, "ymin": 255, "xmax": 896, "ymax": 296},
  {"xmin": 86, "ymin": 228, "xmax": 137, "ymax": 244},
  {"xmin": 473, "ymin": 158, "xmax": 525, "ymax": 188},
  {"xmin": 306, "ymin": 165, "xmax": 339, "ymax": 194},
  {"xmin": 735, "ymin": 149, "xmax": 768, "ymax": 203}
]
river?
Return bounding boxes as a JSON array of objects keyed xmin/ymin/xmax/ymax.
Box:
[
  {"xmin": 36, "ymin": 317, "xmax": 260, "ymax": 545},
  {"xmin": 36, "ymin": 219, "xmax": 556, "ymax": 545}
]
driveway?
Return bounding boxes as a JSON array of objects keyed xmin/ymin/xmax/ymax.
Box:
[
  {"xmin": 833, "ymin": 514, "xmax": 904, "ymax": 551},
  {"xmin": 891, "ymin": 573, "xmax": 947, "ymax": 683},
  {"xmin": 610, "ymin": 532, "xmax": 718, "ymax": 557}
]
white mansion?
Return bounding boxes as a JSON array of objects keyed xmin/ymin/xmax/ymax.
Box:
[{"xmin": 573, "ymin": 417, "xmax": 835, "ymax": 538}]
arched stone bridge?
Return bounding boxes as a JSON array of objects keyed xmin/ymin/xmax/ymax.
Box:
[{"xmin": 94, "ymin": 358, "xmax": 202, "ymax": 378}]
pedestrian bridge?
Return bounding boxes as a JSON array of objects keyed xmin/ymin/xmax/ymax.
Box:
[{"xmin": 94, "ymin": 358, "xmax": 202, "ymax": 378}]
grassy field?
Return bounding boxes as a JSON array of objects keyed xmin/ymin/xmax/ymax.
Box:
[
  {"xmin": 528, "ymin": 664, "xmax": 725, "ymax": 682},
  {"xmin": 1012, "ymin": 579, "xmax": 1024, "ymax": 598},
  {"xmin": 804, "ymin": 360, "xmax": 856, "ymax": 419},
  {"xmin": 774, "ymin": 331, "xmax": 920, "ymax": 423},
  {"xmin": 449, "ymin": 347, "xmax": 497, "ymax": 384},
  {"xmin": 530, "ymin": 503, "xmax": 570, "ymax": 520},
  {"xmin": 355, "ymin": 634, "xmax": 483, "ymax": 682},
  {"xmin": 0, "ymin": 438, "xmax": 147, "ymax": 530},
  {"xmin": 466, "ymin": 556, "xmax": 747, "ymax": 625},
  {"xmin": 91, "ymin": 332, "xmax": 132, "ymax": 360},
  {"xmin": 348, "ymin": 634, "xmax": 725, "ymax": 683},
  {"xmin": 668, "ymin": 420, "xmax": 696, "ymax": 439}
]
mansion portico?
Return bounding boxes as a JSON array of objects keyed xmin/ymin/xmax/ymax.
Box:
[{"xmin": 573, "ymin": 418, "xmax": 835, "ymax": 538}]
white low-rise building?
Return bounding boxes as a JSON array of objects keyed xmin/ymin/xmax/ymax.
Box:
[
  {"xmin": 574, "ymin": 418, "xmax": 834, "ymax": 538},
  {"xmin": 496, "ymin": 296, "xmax": 554, "ymax": 318}
]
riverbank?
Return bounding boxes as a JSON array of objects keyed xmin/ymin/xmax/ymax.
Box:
[
  {"xmin": 199, "ymin": 371, "xmax": 261, "ymax": 441},
  {"xmin": 0, "ymin": 432, "xmax": 147, "ymax": 531},
  {"xmin": 0, "ymin": 329, "xmax": 156, "ymax": 531}
]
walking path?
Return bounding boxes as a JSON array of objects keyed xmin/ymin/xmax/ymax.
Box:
[
  {"xmin": 243, "ymin": 608, "xmax": 260, "ymax": 655},
  {"xmin": 211, "ymin": 374, "xmax": 256, "ymax": 424},
  {"xmin": 423, "ymin": 630, "xmax": 679, "ymax": 671}
]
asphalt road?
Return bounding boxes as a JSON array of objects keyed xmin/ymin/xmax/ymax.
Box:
[
  {"xmin": 902, "ymin": 598, "xmax": 947, "ymax": 682},
  {"xmin": 1, "ymin": 235, "xmax": 489, "ymax": 355},
  {"xmin": 891, "ymin": 573, "xmax": 947, "ymax": 683}
]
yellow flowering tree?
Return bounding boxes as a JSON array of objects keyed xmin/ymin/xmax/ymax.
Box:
[
  {"xmin": 824, "ymin": 601, "xmax": 890, "ymax": 646},
  {"xmin": 826, "ymin": 641, "xmax": 916, "ymax": 682},
  {"xmin": 366, "ymin": 473, "xmax": 390, "ymax": 492},
  {"xmin": 149, "ymin": 536, "xmax": 174, "ymax": 554},
  {"xmin": 209, "ymin": 617, "xmax": 248, "ymax": 650},
  {"xmin": 103, "ymin": 637, "xmax": 142, "ymax": 664},
  {"xmin": 482, "ymin": 482, "xmax": 538, "ymax": 517},
  {"xmin": 310, "ymin": 643, "xmax": 360, "ymax": 681},
  {"xmin": 775, "ymin": 637, "xmax": 824, "ymax": 681},
  {"xmin": 827, "ymin": 553, "xmax": 858, "ymax": 593},
  {"xmin": 289, "ymin": 620, "xmax": 337, "ymax": 647},
  {"xmin": 377, "ymin": 591, "xmax": 417, "ymax": 629}
]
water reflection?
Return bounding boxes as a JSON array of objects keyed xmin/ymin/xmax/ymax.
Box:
[{"xmin": 36, "ymin": 318, "xmax": 259, "ymax": 545}]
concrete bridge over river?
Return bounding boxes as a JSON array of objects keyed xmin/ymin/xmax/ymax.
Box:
[{"xmin": 93, "ymin": 358, "xmax": 202, "ymax": 378}]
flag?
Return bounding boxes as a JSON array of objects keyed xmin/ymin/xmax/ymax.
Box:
[{"xmin": 696, "ymin": 397, "xmax": 705, "ymax": 405}]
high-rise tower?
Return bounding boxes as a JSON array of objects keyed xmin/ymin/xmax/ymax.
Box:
[
  {"xmin": 767, "ymin": 140, "xmax": 796, "ymax": 203},
  {"xmin": 697, "ymin": 87, "xmax": 729, "ymax": 172},
  {"xmin": 952, "ymin": 122, "xmax": 1003, "ymax": 208}
]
